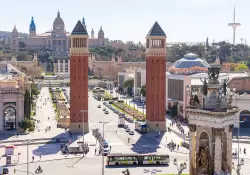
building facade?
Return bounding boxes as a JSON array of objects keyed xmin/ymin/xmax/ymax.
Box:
[
  {"xmin": 5, "ymin": 13, "xmax": 108, "ymax": 55},
  {"xmin": 0, "ymin": 63, "xmax": 31, "ymax": 131}
]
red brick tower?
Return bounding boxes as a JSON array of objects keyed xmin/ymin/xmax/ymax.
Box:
[
  {"xmin": 69, "ymin": 21, "xmax": 89, "ymax": 133},
  {"xmin": 146, "ymin": 22, "xmax": 167, "ymax": 131}
]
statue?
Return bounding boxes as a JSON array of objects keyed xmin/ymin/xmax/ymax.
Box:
[
  {"xmin": 198, "ymin": 147, "xmax": 209, "ymax": 174},
  {"xmin": 200, "ymin": 78, "xmax": 208, "ymax": 95},
  {"xmin": 208, "ymin": 67, "xmax": 220, "ymax": 84},
  {"xmin": 223, "ymin": 78, "xmax": 229, "ymax": 96}
]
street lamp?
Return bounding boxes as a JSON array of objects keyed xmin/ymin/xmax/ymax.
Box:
[
  {"xmin": 80, "ymin": 110, "xmax": 88, "ymax": 157},
  {"xmin": 99, "ymin": 121, "xmax": 109, "ymax": 175}
]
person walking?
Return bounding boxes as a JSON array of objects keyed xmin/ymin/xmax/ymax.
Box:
[{"xmin": 95, "ymin": 148, "xmax": 97, "ymax": 155}]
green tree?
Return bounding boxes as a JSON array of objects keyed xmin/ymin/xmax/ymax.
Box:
[
  {"xmin": 123, "ymin": 79, "xmax": 134, "ymax": 96},
  {"xmin": 19, "ymin": 118, "xmax": 34, "ymax": 131},
  {"xmin": 24, "ymin": 90, "xmax": 31, "ymax": 119},
  {"xmin": 31, "ymin": 83, "xmax": 39, "ymax": 96},
  {"xmin": 140, "ymin": 85, "xmax": 146, "ymax": 97},
  {"xmin": 16, "ymin": 51, "xmax": 28, "ymax": 61},
  {"xmin": 235, "ymin": 63, "xmax": 248, "ymax": 71}
]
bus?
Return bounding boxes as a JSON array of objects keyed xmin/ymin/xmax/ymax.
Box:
[
  {"xmin": 106, "ymin": 153, "xmax": 169, "ymax": 166},
  {"xmin": 135, "ymin": 121, "xmax": 147, "ymax": 133}
]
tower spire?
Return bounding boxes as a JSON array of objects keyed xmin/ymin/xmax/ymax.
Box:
[
  {"xmin": 233, "ymin": 5, "xmax": 236, "ymax": 23},
  {"xmin": 228, "ymin": 6, "xmax": 241, "ymax": 45}
]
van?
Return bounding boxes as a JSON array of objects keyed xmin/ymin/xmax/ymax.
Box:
[{"xmin": 102, "ymin": 141, "xmax": 109, "ymax": 148}]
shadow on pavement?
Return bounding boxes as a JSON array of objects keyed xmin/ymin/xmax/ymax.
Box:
[
  {"xmin": 0, "ymin": 131, "xmax": 29, "ymax": 141},
  {"xmin": 32, "ymin": 132, "xmax": 81, "ymax": 156},
  {"xmin": 130, "ymin": 132, "xmax": 164, "ymax": 154}
]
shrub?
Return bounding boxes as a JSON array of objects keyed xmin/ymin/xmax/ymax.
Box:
[
  {"xmin": 28, "ymin": 127, "xmax": 35, "ymax": 131},
  {"xmin": 19, "ymin": 118, "xmax": 35, "ymax": 131}
]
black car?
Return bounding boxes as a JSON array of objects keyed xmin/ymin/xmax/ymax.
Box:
[{"xmin": 3, "ymin": 167, "xmax": 9, "ymax": 174}]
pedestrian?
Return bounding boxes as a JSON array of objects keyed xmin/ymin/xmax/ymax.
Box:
[
  {"xmin": 32, "ymin": 156, "xmax": 34, "ymax": 162},
  {"xmin": 16, "ymin": 133, "xmax": 18, "ymax": 138},
  {"xmin": 110, "ymin": 145, "xmax": 111, "ymax": 151},
  {"xmin": 95, "ymin": 148, "xmax": 97, "ymax": 155},
  {"xmin": 40, "ymin": 155, "xmax": 41, "ymax": 160},
  {"xmin": 177, "ymin": 144, "xmax": 179, "ymax": 150},
  {"xmin": 240, "ymin": 148, "xmax": 242, "ymax": 154}
]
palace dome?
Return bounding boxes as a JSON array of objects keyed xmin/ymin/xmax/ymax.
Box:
[
  {"xmin": 53, "ymin": 11, "xmax": 64, "ymax": 26},
  {"xmin": 169, "ymin": 53, "xmax": 210, "ymax": 75}
]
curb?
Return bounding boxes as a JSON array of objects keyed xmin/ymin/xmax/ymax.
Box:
[
  {"xmin": 0, "ymin": 140, "xmax": 67, "ymax": 148},
  {"xmin": 0, "ymin": 137, "xmax": 66, "ymax": 144}
]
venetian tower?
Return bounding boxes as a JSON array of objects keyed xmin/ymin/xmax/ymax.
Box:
[
  {"xmin": 186, "ymin": 62, "xmax": 239, "ymax": 175},
  {"xmin": 145, "ymin": 22, "xmax": 167, "ymax": 131},
  {"xmin": 69, "ymin": 20, "xmax": 89, "ymax": 133}
]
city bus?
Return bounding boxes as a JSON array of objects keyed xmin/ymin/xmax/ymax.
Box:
[
  {"xmin": 135, "ymin": 121, "xmax": 147, "ymax": 133},
  {"xmin": 106, "ymin": 153, "xmax": 170, "ymax": 166}
]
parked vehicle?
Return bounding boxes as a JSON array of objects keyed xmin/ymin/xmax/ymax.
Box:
[
  {"xmin": 125, "ymin": 128, "xmax": 131, "ymax": 132},
  {"xmin": 118, "ymin": 118, "xmax": 125, "ymax": 127},
  {"xmin": 129, "ymin": 130, "xmax": 134, "ymax": 135},
  {"xmin": 105, "ymin": 111, "xmax": 109, "ymax": 114},
  {"xmin": 97, "ymin": 105, "xmax": 101, "ymax": 108}
]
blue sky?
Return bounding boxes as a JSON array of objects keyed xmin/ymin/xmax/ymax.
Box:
[{"xmin": 0, "ymin": 0, "xmax": 248, "ymax": 44}]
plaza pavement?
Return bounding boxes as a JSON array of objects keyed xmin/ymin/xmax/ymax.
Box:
[{"xmin": 1, "ymin": 87, "xmax": 249, "ymax": 174}]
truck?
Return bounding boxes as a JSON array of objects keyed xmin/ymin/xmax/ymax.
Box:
[
  {"xmin": 118, "ymin": 117, "xmax": 125, "ymax": 128},
  {"xmin": 61, "ymin": 143, "xmax": 89, "ymax": 154},
  {"xmin": 135, "ymin": 121, "xmax": 147, "ymax": 133}
]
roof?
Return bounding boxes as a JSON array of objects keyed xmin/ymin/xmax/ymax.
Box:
[
  {"xmin": 147, "ymin": 21, "xmax": 166, "ymax": 36},
  {"xmin": 172, "ymin": 53, "xmax": 210, "ymax": 69},
  {"xmin": 53, "ymin": 11, "xmax": 64, "ymax": 26},
  {"xmin": 71, "ymin": 20, "xmax": 88, "ymax": 35}
]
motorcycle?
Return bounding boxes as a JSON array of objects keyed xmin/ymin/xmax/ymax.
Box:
[{"xmin": 35, "ymin": 167, "xmax": 43, "ymax": 174}]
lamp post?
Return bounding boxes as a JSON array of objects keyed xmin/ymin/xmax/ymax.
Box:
[
  {"xmin": 23, "ymin": 140, "xmax": 32, "ymax": 175},
  {"xmin": 99, "ymin": 121, "xmax": 109, "ymax": 175},
  {"xmin": 80, "ymin": 110, "xmax": 88, "ymax": 157}
]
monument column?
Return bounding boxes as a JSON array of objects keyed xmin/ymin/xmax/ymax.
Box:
[
  {"xmin": 58, "ymin": 60, "xmax": 60, "ymax": 73},
  {"xmin": 145, "ymin": 21, "xmax": 167, "ymax": 132},
  {"xmin": 189, "ymin": 124, "xmax": 197, "ymax": 175},
  {"xmin": 69, "ymin": 20, "xmax": 89, "ymax": 133},
  {"xmin": 214, "ymin": 128, "xmax": 223, "ymax": 173}
]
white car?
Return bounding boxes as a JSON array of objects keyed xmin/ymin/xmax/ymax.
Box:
[
  {"xmin": 126, "ymin": 128, "xmax": 130, "ymax": 132},
  {"xmin": 129, "ymin": 130, "xmax": 134, "ymax": 135},
  {"xmin": 102, "ymin": 148, "xmax": 110, "ymax": 156}
]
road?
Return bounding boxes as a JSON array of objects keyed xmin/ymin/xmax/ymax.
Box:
[{"xmin": 3, "ymin": 87, "xmax": 250, "ymax": 174}]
